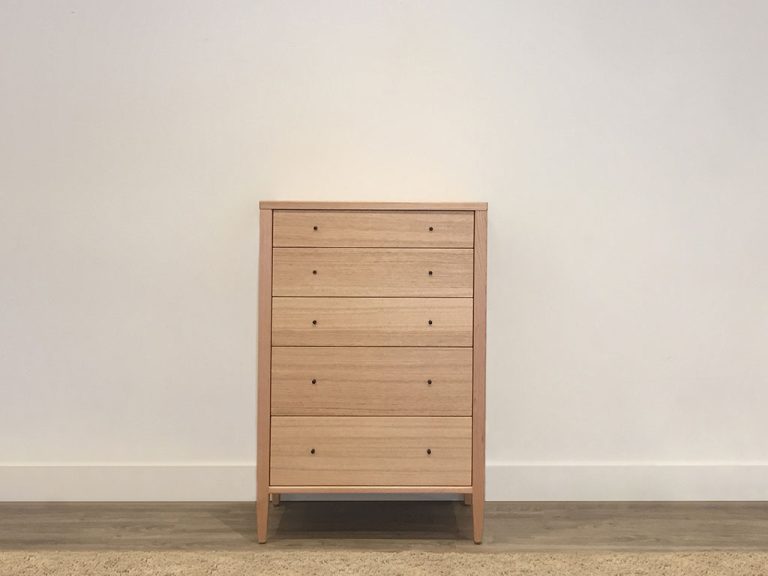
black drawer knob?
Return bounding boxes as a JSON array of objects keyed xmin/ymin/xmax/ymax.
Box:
[
  {"xmin": 427, "ymin": 379, "xmax": 432, "ymax": 385},
  {"xmin": 311, "ymin": 378, "xmax": 317, "ymax": 384},
  {"xmin": 428, "ymin": 226, "xmax": 434, "ymax": 232},
  {"xmin": 426, "ymin": 448, "xmax": 432, "ymax": 455},
  {"xmin": 428, "ymin": 270, "xmax": 433, "ymax": 276},
  {"xmin": 428, "ymin": 320, "xmax": 433, "ymax": 325},
  {"xmin": 313, "ymin": 225, "xmax": 318, "ymax": 231},
  {"xmin": 312, "ymin": 320, "xmax": 318, "ymax": 326},
  {"xmin": 310, "ymin": 448, "xmax": 316, "ymax": 455},
  {"xmin": 312, "ymin": 270, "xmax": 318, "ymax": 275}
]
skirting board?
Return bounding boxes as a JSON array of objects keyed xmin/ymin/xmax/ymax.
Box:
[
  {"xmin": 486, "ymin": 462, "xmax": 768, "ymax": 501},
  {"xmin": 0, "ymin": 465, "xmax": 254, "ymax": 502},
  {"xmin": 1, "ymin": 463, "xmax": 768, "ymax": 501}
]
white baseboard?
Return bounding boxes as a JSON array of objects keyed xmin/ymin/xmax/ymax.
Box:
[
  {"xmin": 0, "ymin": 464, "xmax": 255, "ymax": 501},
  {"xmin": 486, "ymin": 462, "xmax": 768, "ymax": 501},
  {"xmin": 2, "ymin": 462, "xmax": 767, "ymax": 501}
]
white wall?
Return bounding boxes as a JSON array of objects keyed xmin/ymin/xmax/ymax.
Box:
[{"xmin": 1, "ymin": 0, "xmax": 766, "ymax": 501}]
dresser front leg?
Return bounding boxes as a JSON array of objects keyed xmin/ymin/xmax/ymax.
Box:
[
  {"xmin": 272, "ymin": 493, "xmax": 281, "ymax": 506},
  {"xmin": 257, "ymin": 494, "xmax": 269, "ymax": 543},
  {"xmin": 472, "ymin": 492, "xmax": 484, "ymax": 544},
  {"xmin": 463, "ymin": 493, "xmax": 472, "ymax": 506}
]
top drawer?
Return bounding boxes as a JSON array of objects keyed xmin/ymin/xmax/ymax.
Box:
[{"xmin": 273, "ymin": 211, "xmax": 474, "ymax": 248}]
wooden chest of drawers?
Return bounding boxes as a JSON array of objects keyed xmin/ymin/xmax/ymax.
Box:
[{"xmin": 257, "ymin": 201, "xmax": 487, "ymax": 543}]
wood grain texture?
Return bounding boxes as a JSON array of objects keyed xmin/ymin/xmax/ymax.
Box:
[
  {"xmin": 271, "ymin": 297, "xmax": 473, "ymax": 347},
  {"xmin": 269, "ymin": 486, "xmax": 473, "ymax": 494},
  {"xmin": 261, "ymin": 201, "xmax": 488, "ymax": 211},
  {"xmin": 472, "ymin": 209, "xmax": 488, "ymax": 544},
  {"xmin": 270, "ymin": 416, "xmax": 472, "ymax": 486},
  {"xmin": 273, "ymin": 211, "xmax": 474, "ymax": 248},
  {"xmin": 272, "ymin": 248, "xmax": 474, "ymax": 297},
  {"xmin": 257, "ymin": 209, "xmax": 273, "ymax": 544},
  {"xmin": 271, "ymin": 347, "xmax": 472, "ymax": 416}
]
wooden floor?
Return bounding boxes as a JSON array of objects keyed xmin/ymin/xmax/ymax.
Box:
[{"xmin": 1, "ymin": 501, "xmax": 767, "ymax": 552}]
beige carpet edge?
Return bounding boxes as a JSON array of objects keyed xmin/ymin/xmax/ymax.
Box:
[{"xmin": 2, "ymin": 550, "xmax": 768, "ymax": 576}]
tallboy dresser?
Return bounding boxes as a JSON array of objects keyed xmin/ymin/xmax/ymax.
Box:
[{"xmin": 257, "ymin": 201, "xmax": 487, "ymax": 543}]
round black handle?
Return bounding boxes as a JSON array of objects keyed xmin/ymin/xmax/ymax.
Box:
[
  {"xmin": 311, "ymin": 378, "xmax": 317, "ymax": 384},
  {"xmin": 426, "ymin": 448, "xmax": 432, "ymax": 455},
  {"xmin": 427, "ymin": 379, "xmax": 432, "ymax": 385},
  {"xmin": 312, "ymin": 270, "xmax": 318, "ymax": 275},
  {"xmin": 312, "ymin": 320, "xmax": 318, "ymax": 325},
  {"xmin": 428, "ymin": 226, "xmax": 434, "ymax": 232},
  {"xmin": 313, "ymin": 225, "xmax": 318, "ymax": 231},
  {"xmin": 428, "ymin": 320, "xmax": 433, "ymax": 325},
  {"xmin": 310, "ymin": 448, "xmax": 316, "ymax": 454},
  {"xmin": 428, "ymin": 270, "xmax": 433, "ymax": 276}
]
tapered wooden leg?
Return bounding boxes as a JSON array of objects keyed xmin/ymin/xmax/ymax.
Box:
[
  {"xmin": 472, "ymin": 490, "xmax": 484, "ymax": 544},
  {"xmin": 463, "ymin": 494, "xmax": 472, "ymax": 506},
  {"xmin": 257, "ymin": 495, "xmax": 268, "ymax": 543},
  {"xmin": 272, "ymin": 493, "xmax": 281, "ymax": 506}
]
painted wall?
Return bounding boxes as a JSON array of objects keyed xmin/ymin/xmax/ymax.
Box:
[{"xmin": 1, "ymin": 0, "xmax": 766, "ymax": 500}]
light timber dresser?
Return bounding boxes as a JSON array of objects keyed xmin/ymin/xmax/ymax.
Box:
[{"xmin": 257, "ymin": 201, "xmax": 487, "ymax": 543}]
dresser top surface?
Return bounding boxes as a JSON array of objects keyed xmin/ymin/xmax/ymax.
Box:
[{"xmin": 260, "ymin": 201, "xmax": 487, "ymax": 211}]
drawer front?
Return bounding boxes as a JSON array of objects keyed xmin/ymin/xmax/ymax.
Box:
[
  {"xmin": 271, "ymin": 297, "xmax": 473, "ymax": 347},
  {"xmin": 271, "ymin": 347, "xmax": 472, "ymax": 416},
  {"xmin": 272, "ymin": 248, "xmax": 474, "ymax": 297},
  {"xmin": 273, "ymin": 211, "xmax": 474, "ymax": 248},
  {"xmin": 270, "ymin": 416, "xmax": 472, "ymax": 486}
]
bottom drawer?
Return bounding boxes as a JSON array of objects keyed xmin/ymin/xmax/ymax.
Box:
[{"xmin": 270, "ymin": 416, "xmax": 472, "ymax": 486}]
